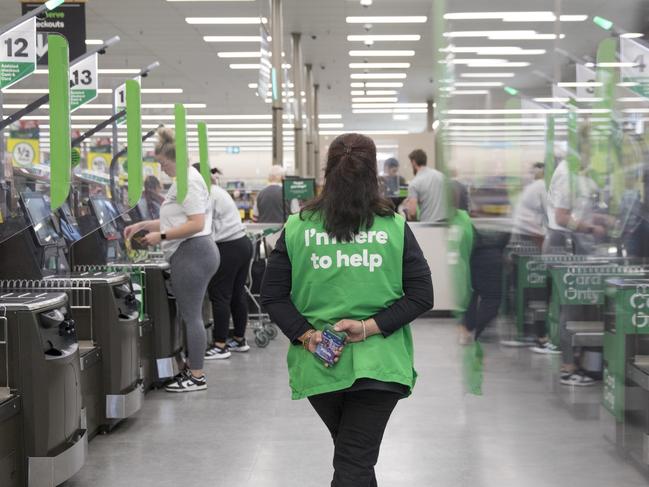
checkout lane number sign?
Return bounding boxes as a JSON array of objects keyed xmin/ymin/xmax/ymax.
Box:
[
  {"xmin": 70, "ymin": 53, "xmax": 98, "ymax": 112},
  {"xmin": 114, "ymin": 76, "xmax": 140, "ymax": 125},
  {"xmin": 0, "ymin": 17, "xmax": 37, "ymax": 90}
]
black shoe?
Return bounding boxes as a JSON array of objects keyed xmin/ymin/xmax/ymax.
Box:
[
  {"xmin": 227, "ymin": 337, "xmax": 250, "ymax": 353},
  {"xmin": 165, "ymin": 373, "xmax": 207, "ymax": 393}
]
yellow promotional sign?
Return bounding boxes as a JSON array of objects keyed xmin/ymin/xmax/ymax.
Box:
[
  {"xmin": 87, "ymin": 145, "xmax": 111, "ymax": 173},
  {"xmin": 8, "ymin": 137, "xmax": 40, "ymax": 168},
  {"xmin": 143, "ymin": 161, "xmax": 161, "ymax": 180}
]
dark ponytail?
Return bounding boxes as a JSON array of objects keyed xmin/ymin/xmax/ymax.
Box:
[{"xmin": 301, "ymin": 133, "xmax": 394, "ymax": 241}]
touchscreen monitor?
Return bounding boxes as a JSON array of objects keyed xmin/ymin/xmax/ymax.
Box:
[
  {"xmin": 20, "ymin": 192, "xmax": 61, "ymax": 246},
  {"xmin": 89, "ymin": 197, "xmax": 120, "ymax": 241}
]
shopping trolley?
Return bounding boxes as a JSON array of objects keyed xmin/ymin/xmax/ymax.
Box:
[{"xmin": 246, "ymin": 228, "xmax": 281, "ymax": 347}]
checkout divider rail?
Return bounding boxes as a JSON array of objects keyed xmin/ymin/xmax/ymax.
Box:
[
  {"xmin": 0, "ymin": 279, "xmax": 93, "ymax": 341},
  {"xmin": 0, "ymin": 307, "xmax": 9, "ymax": 398}
]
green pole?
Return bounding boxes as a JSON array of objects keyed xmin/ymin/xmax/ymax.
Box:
[
  {"xmin": 47, "ymin": 34, "xmax": 70, "ymax": 211},
  {"xmin": 126, "ymin": 79, "xmax": 143, "ymax": 207},
  {"xmin": 197, "ymin": 122, "xmax": 211, "ymax": 188},
  {"xmin": 175, "ymin": 104, "xmax": 188, "ymax": 203}
]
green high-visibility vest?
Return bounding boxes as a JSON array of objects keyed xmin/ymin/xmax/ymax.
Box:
[{"xmin": 284, "ymin": 212, "xmax": 416, "ymax": 400}]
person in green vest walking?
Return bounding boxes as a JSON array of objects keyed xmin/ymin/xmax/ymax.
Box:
[{"xmin": 261, "ymin": 133, "xmax": 433, "ymax": 487}]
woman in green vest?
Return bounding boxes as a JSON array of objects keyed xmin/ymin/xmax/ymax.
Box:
[{"xmin": 261, "ymin": 133, "xmax": 433, "ymax": 487}]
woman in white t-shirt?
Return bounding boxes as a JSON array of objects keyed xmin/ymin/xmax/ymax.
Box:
[{"xmin": 124, "ymin": 128, "xmax": 220, "ymax": 393}]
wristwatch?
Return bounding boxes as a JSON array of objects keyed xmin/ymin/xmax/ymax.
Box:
[{"xmin": 160, "ymin": 232, "xmax": 167, "ymax": 240}]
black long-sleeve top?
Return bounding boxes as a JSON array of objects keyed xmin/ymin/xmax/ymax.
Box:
[{"xmin": 260, "ymin": 223, "xmax": 434, "ymax": 344}]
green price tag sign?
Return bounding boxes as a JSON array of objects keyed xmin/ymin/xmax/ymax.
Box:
[
  {"xmin": 284, "ymin": 178, "xmax": 315, "ymax": 201},
  {"xmin": 0, "ymin": 17, "xmax": 37, "ymax": 90},
  {"xmin": 70, "ymin": 53, "xmax": 98, "ymax": 112}
]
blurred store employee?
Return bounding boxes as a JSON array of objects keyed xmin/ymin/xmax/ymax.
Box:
[
  {"xmin": 124, "ymin": 128, "xmax": 219, "ymax": 393},
  {"xmin": 511, "ymin": 162, "xmax": 547, "ymax": 248},
  {"xmin": 253, "ymin": 165, "xmax": 285, "ymax": 223},
  {"xmin": 261, "ymin": 133, "xmax": 433, "ymax": 487},
  {"xmin": 404, "ymin": 149, "xmax": 447, "ymax": 222},
  {"xmin": 380, "ymin": 157, "xmax": 406, "ymax": 197},
  {"xmin": 194, "ymin": 164, "xmax": 254, "ymax": 360}
]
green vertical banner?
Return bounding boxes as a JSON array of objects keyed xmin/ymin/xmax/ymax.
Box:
[
  {"xmin": 567, "ymin": 99, "xmax": 579, "ymax": 205},
  {"xmin": 592, "ymin": 37, "xmax": 618, "ymax": 190},
  {"xmin": 175, "ymin": 104, "xmax": 188, "ymax": 203},
  {"xmin": 544, "ymin": 115, "xmax": 556, "ymax": 189},
  {"xmin": 47, "ymin": 34, "xmax": 71, "ymax": 211},
  {"xmin": 197, "ymin": 122, "xmax": 211, "ymax": 188},
  {"xmin": 126, "ymin": 79, "xmax": 143, "ymax": 207}
]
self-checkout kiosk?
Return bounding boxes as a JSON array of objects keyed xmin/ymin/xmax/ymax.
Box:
[
  {"xmin": 0, "ymin": 192, "xmax": 143, "ymax": 438},
  {"xmin": 0, "ymin": 291, "xmax": 86, "ymax": 487},
  {"xmin": 68, "ymin": 195, "xmax": 182, "ymax": 388}
]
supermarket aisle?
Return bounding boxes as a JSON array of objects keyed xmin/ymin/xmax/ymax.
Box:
[{"xmin": 65, "ymin": 319, "xmax": 648, "ymax": 487}]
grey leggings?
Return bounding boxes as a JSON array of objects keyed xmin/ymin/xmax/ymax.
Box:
[{"xmin": 170, "ymin": 235, "xmax": 220, "ymax": 370}]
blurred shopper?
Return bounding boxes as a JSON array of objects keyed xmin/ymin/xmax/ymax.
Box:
[
  {"xmin": 253, "ymin": 165, "xmax": 285, "ymax": 223},
  {"xmin": 194, "ymin": 164, "xmax": 254, "ymax": 360},
  {"xmin": 124, "ymin": 128, "xmax": 219, "ymax": 393},
  {"xmin": 261, "ymin": 133, "xmax": 433, "ymax": 487},
  {"xmin": 449, "ymin": 168, "xmax": 470, "ymax": 212},
  {"xmin": 139, "ymin": 175, "xmax": 164, "ymax": 220},
  {"xmin": 404, "ymin": 149, "xmax": 447, "ymax": 222},
  {"xmin": 511, "ymin": 162, "xmax": 547, "ymax": 249},
  {"xmin": 380, "ymin": 157, "xmax": 407, "ymax": 197}
]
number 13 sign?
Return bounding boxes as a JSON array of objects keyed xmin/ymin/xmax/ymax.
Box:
[{"xmin": 0, "ymin": 17, "xmax": 37, "ymax": 90}]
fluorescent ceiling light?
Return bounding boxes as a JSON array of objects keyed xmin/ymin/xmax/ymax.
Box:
[
  {"xmin": 100, "ymin": 69, "xmax": 141, "ymax": 74},
  {"xmin": 454, "ymin": 82, "xmax": 503, "ymax": 87},
  {"xmin": 346, "ymin": 16, "xmax": 427, "ymax": 23},
  {"xmin": 351, "ymin": 90, "xmax": 366, "ymax": 96},
  {"xmin": 393, "ymin": 114, "xmax": 410, "ymax": 121},
  {"xmin": 319, "ymin": 123, "xmax": 345, "ymax": 128},
  {"xmin": 204, "ymin": 36, "xmax": 262, "ymax": 42},
  {"xmin": 351, "ymin": 102, "xmax": 426, "ymax": 108},
  {"xmin": 621, "ymin": 33, "xmax": 644, "ymax": 39},
  {"xmin": 444, "ymin": 46, "xmax": 546, "ymax": 55},
  {"xmin": 585, "ymin": 62, "xmax": 638, "ymax": 68},
  {"xmin": 443, "ymin": 12, "xmax": 587, "ymax": 22},
  {"xmin": 444, "ymin": 30, "xmax": 535, "ymax": 37},
  {"xmin": 351, "ymin": 82, "xmax": 405, "ymax": 88},
  {"xmin": 218, "ymin": 52, "xmax": 261, "ymax": 58},
  {"xmin": 451, "ymin": 90, "xmax": 489, "ymax": 95},
  {"xmin": 350, "ymin": 73, "xmax": 407, "ymax": 79},
  {"xmin": 447, "ymin": 59, "xmax": 531, "ymax": 67},
  {"xmin": 85, "ymin": 39, "xmax": 103, "ymax": 45},
  {"xmin": 167, "ymin": 0, "xmax": 256, "ymax": 2},
  {"xmin": 534, "ymin": 97, "xmax": 569, "ymax": 103},
  {"xmin": 446, "ymin": 118, "xmax": 548, "ymax": 124},
  {"xmin": 558, "ymin": 82, "xmax": 601, "ymax": 88},
  {"xmin": 319, "ymin": 114, "xmax": 343, "ymax": 120},
  {"xmin": 446, "ymin": 108, "xmax": 566, "ymax": 115},
  {"xmin": 491, "ymin": 33, "xmax": 565, "ymax": 40},
  {"xmin": 352, "ymin": 97, "xmax": 399, "ymax": 103},
  {"xmin": 461, "ymin": 72, "xmax": 515, "ymax": 78},
  {"xmin": 347, "ymin": 35, "xmax": 421, "ymax": 42},
  {"xmin": 618, "ymin": 97, "xmax": 646, "ymax": 102},
  {"xmin": 348, "ymin": 50, "xmax": 415, "ymax": 57},
  {"xmin": 142, "ymin": 88, "xmax": 184, "ymax": 94},
  {"xmin": 186, "ymin": 17, "xmax": 267, "ymax": 24},
  {"xmin": 349, "ymin": 62, "xmax": 411, "ymax": 69},
  {"xmin": 354, "ymin": 90, "xmax": 399, "ymax": 95}
]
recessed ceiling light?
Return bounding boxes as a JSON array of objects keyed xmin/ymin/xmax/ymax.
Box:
[
  {"xmin": 204, "ymin": 36, "xmax": 262, "ymax": 42},
  {"xmin": 351, "ymin": 73, "xmax": 407, "ymax": 79},
  {"xmin": 186, "ymin": 17, "xmax": 267, "ymax": 24},
  {"xmin": 347, "ymin": 35, "xmax": 421, "ymax": 42},
  {"xmin": 218, "ymin": 52, "xmax": 262, "ymax": 58},
  {"xmin": 461, "ymin": 72, "xmax": 515, "ymax": 78},
  {"xmin": 346, "ymin": 16, "xmax": 427, "ymax": 23},
  {"xmin": 349, "ymin": 50, "xmax": 415, "ymax": 57},
  {"xmin": 349, "ymin": 62, "xmax": 411, "ymax": 69}
]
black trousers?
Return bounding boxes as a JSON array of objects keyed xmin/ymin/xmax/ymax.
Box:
[
  {"xmin": 308, "ymin": 389, "xmax": 400, "ymax": 487},
  {"xmin": 208, "ymin": 236, "xmax": 253, "ymax": 343},
  {"xmin": 465, "ymin": 246, "xmax": 504, "ymax": 339}
]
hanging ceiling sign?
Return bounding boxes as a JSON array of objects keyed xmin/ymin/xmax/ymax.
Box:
[
  {"xmin": 115, "ymin": 76, "xmax": 140, "ymax": 125},
  {"xmin": 22, "ymin": 1, "xmax": 86, "ymax": 64},
  {"xmin": 0, "ymin": 17, "xmax": 37, "ymax": 90},
  {"xmin": 69, "ymin": 52, "xmax": 97, "ymax": 111},
  {"xmin": 621, "ymin": 37, "xmax": 649, "ymax": 99}
]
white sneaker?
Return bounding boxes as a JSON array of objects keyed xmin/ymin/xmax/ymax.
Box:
[
  {"xmin": 165, "ymin": 372, "xmax": 207, "ymax": 393},
  {"xmin": 530, "ymin": 342, "xmax": 562, "ymax": 355},
  {"xmin": 205, "ymin": 345, "xmax": 231, "ymax": 360},
  {"xmin": 227, "ymin": 338, "xmax": 250, "ymax": 353},
  {"xmin": 560, "ymin": 371, "xmax": 596, "ymax": 387}
]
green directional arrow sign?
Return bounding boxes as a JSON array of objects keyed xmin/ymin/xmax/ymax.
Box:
[
  {"xmin": 48, "ymin": 34, "xmax": 71, "ymax": 211},
  {"xmin": 126, "ymin": 79, "xmax": 143, "ymax": 207},
  {"xmin": 175, "ymin": 104, "xmax": 188, "ymax": 203},
  {"xmin": 0, "ymin": 17, "xmax": 37, "ymax": 90},
  {"xmin": 70, "ymin": 53, "xmax": 98, "ymax": 112}
]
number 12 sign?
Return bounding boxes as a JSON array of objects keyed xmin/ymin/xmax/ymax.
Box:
[
  {"xmin": 70, "ymin": 53, "xmax": 98, "ymax": 112},
  {"xmin": 0, "ymin": 17, "xmax": 37, "ymax": 90}
]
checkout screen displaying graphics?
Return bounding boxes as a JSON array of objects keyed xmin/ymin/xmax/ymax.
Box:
[
  {"xmin": 89, "ymin": 197, "xmax": 121, "ymax": 241},
  {"xmin": 21, "ymin": 192, "xmax": 61, "ymax": 246}
]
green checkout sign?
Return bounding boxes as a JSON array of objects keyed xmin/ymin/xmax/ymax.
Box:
[
  {"xmin": 0, "ymin": 17, "xmax": 37, "ymax": 90},
  {"xmin": 284, "ymin": 178, "xmax": 315, "ymax": 201}
]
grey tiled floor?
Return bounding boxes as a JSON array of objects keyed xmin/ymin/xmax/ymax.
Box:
[{"xmin": 64, "ymin": 319, "xmax": 649, "ymax": 486}]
